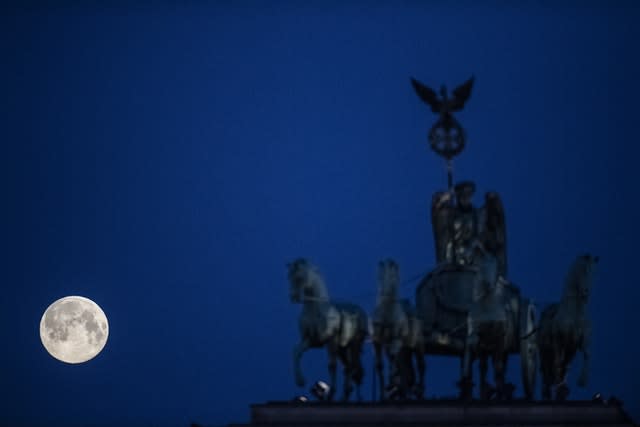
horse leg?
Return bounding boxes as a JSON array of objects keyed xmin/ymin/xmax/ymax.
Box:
[
  {"xmin": 553, "ymin": 347, "xmax": 570, "ymax": 401},
  {"xmin": 577, "ymin": 338, "xmax": 591, "ymax": 388},
  {"xmin": 552, "ymin": 346, "xmax": 563, "ymax": 386},
  {"xmin": 326, "ymin": 341, "xmax": 338, "ymax": 401},
  {"xmin": 460, "ymin": 330, "xmax": 476, "ymax": 400},
  {"xmin": 388, "ymin": 340, "xmax": 404, "ymax": 399},
  {"xmin": 540, "ymin": 353, "xmax": 550, "ymax": 400},
  {"xmin": 338, "ymin": 348, "xmax": 353, "ymax": 401},
  {"xmin": 414, "ymin": 346, "xmax": 426, "ymax": 400},
  {"xmin": 401, "ymin": 347, "xmax": 416, "ymax": 399},
  {"xmin": 394, "ymin": 345, "xmax": 412, "ymax": 400},
  {"xmin": 374, "ymin": 341, "xmax": 385, "ymax": 401},
  {"xmin": 542, "ymin": 381, "xmax": 552, "ymax": 400},
  {"xmin": 479, "ymin": 353, "xmax": 492, "ymax": 400},
  {"xmin": 555, "ymin": 360, "xmax": 570, "ymax": 401},
  {"xmin": 350, "ymin": 342, "xmax": 364, "ymax": 401},
  {"xmin": 555, "ymin": 375, "xmax": 569, "ymax": 401},
  {"xmin": 293, "ymin": 338, "xmax": 310, "ymax": 387},
  {"xmin": 492, "ymin": 350, "xmax": 506, "ymax": 400},
  {"xmin": 407, "ymin": 350, "xmax": 417, "ymax": 396},
  {"xmin": 501, "ymin": 352, "xmax": 514, "ymax": 400}
]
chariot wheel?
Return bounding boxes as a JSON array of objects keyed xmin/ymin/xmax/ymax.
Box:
[{"xmin": 519, "ymin": 298, "xmax": 538, "ymax": 400}]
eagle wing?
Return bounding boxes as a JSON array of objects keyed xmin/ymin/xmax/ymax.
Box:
[
  {"xmin": 480, "ymin": 191, "xmax": 507, "ymax": 278},
  {"xmin": 449, "ymin": 75, "xmax": 475, "ymax": 112},
  {"xmin": 410, "ymin": 77, "xmax": 442, "ymax": 113}
]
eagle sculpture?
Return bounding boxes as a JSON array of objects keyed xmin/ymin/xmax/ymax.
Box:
[
  {"xmin": 410, "ymin": 76, "xmax": 475, "ymax": 116},
  {"xmin": 411, "ymin": 76, "xmax": 475, "ymax": 156}
]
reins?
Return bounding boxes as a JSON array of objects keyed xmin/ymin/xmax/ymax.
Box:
[{"xmin": 294, "ymin": 268, "xmax": 430, "ymax": 304}]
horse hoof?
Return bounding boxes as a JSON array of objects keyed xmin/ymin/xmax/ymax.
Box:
[
  {"xmin": 457, "ymin": 378, "xmax": 474, "ymax": 401},
  {"xmin": 480, "ymin": 391, "xmax": 493, "ymax": 401},
  {"xmin": 504, "ymin": 383, "xmax": 515, "ymax": 400},
  {"xmin": 458, "ymin": 389, "xmax": 473, "ymax": 401},
  {"xmin": 555, "ymin": 384, "xmax": 570, "ymax": 401}
]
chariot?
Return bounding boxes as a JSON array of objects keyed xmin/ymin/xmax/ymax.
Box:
[{"xmin": 416, "ymin": 262, "xmax": 538, "ymax": 399}]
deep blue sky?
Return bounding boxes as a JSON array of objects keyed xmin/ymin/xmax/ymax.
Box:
[{"xmin": 2, "ymin": 2, "xmax": 639, "ymax": 426}]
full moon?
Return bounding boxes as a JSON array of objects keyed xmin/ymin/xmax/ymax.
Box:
[{"xmin": 40, "ymin": 296, "xmax": 109, "ymax": 364}]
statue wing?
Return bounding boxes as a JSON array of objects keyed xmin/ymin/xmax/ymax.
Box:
[
  {"xmin": 431, "ymin": 191, "xmax": 453, "ymax": 264},
  {"xmin": 481, "ymin": 191, "xmax": 507, "ymax": 278},
  {"xmin": 410, "ymin": 77, "xmax": 442, "ymax": 113},
  {"xmin": 449, "ymin": 75, "xmax": 475, "ymax": 112}
]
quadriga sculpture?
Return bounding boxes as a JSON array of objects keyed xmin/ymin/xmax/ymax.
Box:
[
  {"xmin": 538, "ymin": 254, "xmax": 598, "ymax": 401},
  {"xmin": 371, "ymin": 259, "xmax": 425, "ymax": 400},
  {"xmin": 288, "ymin": 258, "xmax": 368, "ymax": 401}
]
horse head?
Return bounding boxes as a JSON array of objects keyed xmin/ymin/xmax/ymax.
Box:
[
  {"xmin": 377, "ymin": 258, "xmax": 400, "ymax": 304},
  {"xmin": 287, "ymin": 258, "xmax": 327, "ymax": 303},
  {"xmin": 564, "ymin": 253, "xmax": 598, "ymax": 304}
]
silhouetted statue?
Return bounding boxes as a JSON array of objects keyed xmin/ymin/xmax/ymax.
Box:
[
  {"xmin": 538, "ymin": 254, "xmax": 598, "ymax": 401},
  {"xmin": 371, "ymin": 259, "xmax": 425, "ymax": 400},
  {"xmin": 462, "ymin": 271, "xmax": 516, "ymax": 401},
  {"xmin": 479, "ymin": 192, "xmax": 508, "ymax": 279},
  {"xmin": 288, "ymin": 258, "xmax": 368, "ymax": 401},
  {"xmin": 431, "ymin": 181, "xmax": 507, "ymax": 277}
]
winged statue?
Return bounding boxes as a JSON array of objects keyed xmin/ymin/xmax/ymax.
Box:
[
  {"xmin": 479, "ymin": 192, "xmax": 508, "ymax": 279},
  {"xmin": 430, "ymin": 181, "xmax": 507, "ymax": 278},
  {"xmin": 431, "ymin": 191, "xmax": 453, "ymax": 265}
]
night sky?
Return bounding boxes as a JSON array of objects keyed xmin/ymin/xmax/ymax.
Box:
[{"xmin": 2, "ymin": 2, "xmax": 639, "ymax": 426}]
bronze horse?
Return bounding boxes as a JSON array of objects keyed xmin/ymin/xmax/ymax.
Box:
[
  {"xmin": 462, "ymin": 264, "xmax": 518, "ymax": 401},
  {"xmin": 538, "ymin": 254, "xmax": 598, "ymax": 400},
  {"xmin": 288, "ymin": 258, "xmax": 368, "ymax": 401},
  {"xmin": 372, "ymin": 259, "xmax": 425, "ymax": 400}
]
